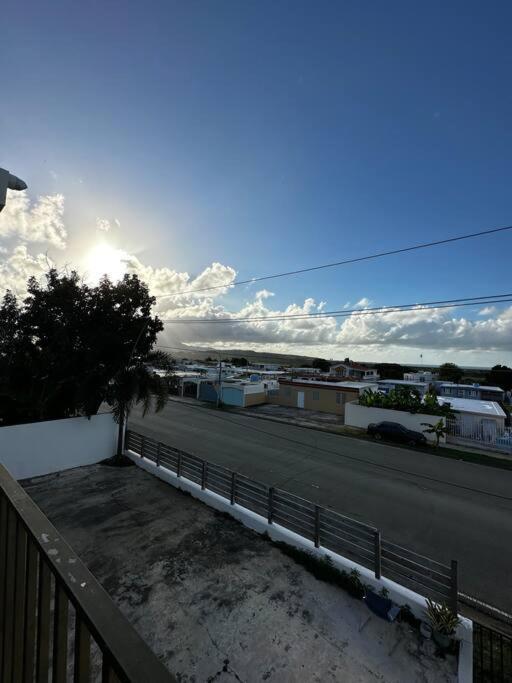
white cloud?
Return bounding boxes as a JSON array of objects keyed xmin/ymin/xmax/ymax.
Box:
[
  {"xmin": 0, "ymin": 197, "xmax": 510, "ymax": 364},
  {"xmin": 0, "ymin": 245, "xmax": 52, "ymax": 296},
  {"xmin": 96, "ymin": 218, "xmax": 111, "ymax": 232},
  {"xmin": 0, "ymin": 190, "xmax": 66, "ymax": 249},
  {"xmin": 255, "ymin": 289, "xmax": 274, "ymax": 300}
]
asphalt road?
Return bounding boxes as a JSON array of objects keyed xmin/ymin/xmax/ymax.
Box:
[{"xmin": 129, "ymin": 400, "xmax": 512, "ymax": 612}]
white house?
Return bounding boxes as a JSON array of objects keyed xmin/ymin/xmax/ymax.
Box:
[
  {"xmin": 439, "ymin": 397, "xmax": 508, "ymax": 447},
  {"xmin": 377, "ymin": 379, "xmax": 430, "ymax": 396},
  {"xmin": 331, "ymin": 359, "xmax": 380, "ymax": 382},
  {"xmin": 403, "ymin": 371, "xmax": 437, "ymax": 383}
]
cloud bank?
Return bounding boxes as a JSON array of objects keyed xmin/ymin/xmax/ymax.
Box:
[{"xmin": 1, "ymin": 190, "xmax": 511, "ymax": 363}]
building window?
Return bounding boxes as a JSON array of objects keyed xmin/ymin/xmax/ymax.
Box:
[
  {"xmin": 312, "ymin": 391, "xmax": 320, "ymax": 400},
  {"xmin": 336, "ymin": 392, "xmax": 345, "ymax": 404}
]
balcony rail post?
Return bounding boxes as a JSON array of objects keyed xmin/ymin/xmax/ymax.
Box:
[
  {"xmin": 268, "ymin": 487, "xmax": 274, "ymax": 524},
  {"xmin": 230, "ymin": 472, "xmax": 236, "ymax": 505},
  {"xmin": 141, "ymin": 436, "xmax": 146, "ymax": 459},
  {"xmin": 177, "ymin": 452, "xmax": 182, "ymax": 477},
  {"xmin": 314, "ymin": 505, "xmax": 321, "ymax": 548},
  {"xmin": 451, "ymin": 560, "xmax": 459, "ymax": 614},
  {"xmin": 374, "ymin": 531, "xmax": 382, "ymax": 580},
  {"xmin": 156, "ymin": 442, "xmax": 161, "ymax": 467},
  {"xmin": 201, "ymin": 461, "xmax": 207, "ymax": 490}
]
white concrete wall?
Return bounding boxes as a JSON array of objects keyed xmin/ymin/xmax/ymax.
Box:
[
  {"xmin": 0, "ymin": 412, "xmax": 117, "ymax": 480},
  {"xmin": 345, "ymin": 402, "xmax": 446, "ymax": 443}
]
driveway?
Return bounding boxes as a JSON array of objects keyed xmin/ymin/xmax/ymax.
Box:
[{"xmin": 129, "ymin": 399, "xmax": 512, "ymax": 614}]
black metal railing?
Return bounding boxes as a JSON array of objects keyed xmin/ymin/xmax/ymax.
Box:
[
  {"xmin": 0, "ymin": 464, "xmax": 174, "ymax": 683},
  {"xmin": 474, "ymin": 622, "xmax": 512, "ymax": 682},
  {"xmin": 126, "ymin": 430, "xmax": 458, "ymax": 612}
]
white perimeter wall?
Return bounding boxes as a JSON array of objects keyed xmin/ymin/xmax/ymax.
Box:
[
  {"xmin": 345, "ymin": 402, "xmax": 446, "ymax": 443},
  {"xmin": 0, "ymin": 412, "xmax": 117, "ymax": 480}
]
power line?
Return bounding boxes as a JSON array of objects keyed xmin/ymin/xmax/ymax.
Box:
[
  {"xmin": 154, "ymin": 224, "xmax": 512, "ymax": 301},
  {"xmin": 159, "ymin": 293, "xmax": 512, "ymax": 324}
]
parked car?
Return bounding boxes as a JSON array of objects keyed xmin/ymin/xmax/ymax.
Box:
[{"xmin": 367, "ymin": 421, "xmax": 427, "ymax": 446}]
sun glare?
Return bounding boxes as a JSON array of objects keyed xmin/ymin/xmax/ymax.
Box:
[{"xmin": 85, "ymin": 242, "xmax": 127, "ymax": 283}]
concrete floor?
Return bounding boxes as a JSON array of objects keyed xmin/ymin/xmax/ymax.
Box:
[
  {"xmin": 128, "ymin": 399, "xmax": 512, "ymax": 613},
  {"xmin": 24, "ymin": 464, "xmax": 456, "ymax": 683}
]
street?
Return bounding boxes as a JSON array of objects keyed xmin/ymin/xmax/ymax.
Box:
[{"xmin": 129, "ymin": 399, "xmax": 512, "ymax": 612}]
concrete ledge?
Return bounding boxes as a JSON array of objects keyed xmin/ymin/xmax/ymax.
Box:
[{"xmin": 127, "ymin": 449, "xmax": 473, "ymax": 682}]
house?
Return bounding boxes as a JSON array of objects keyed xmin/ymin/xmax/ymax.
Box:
[
  {"xmin": 287, "ymin": 367, "xmax": 323, "ymax": 376},
  {"xmin": 248, "ymin": 362, "xmax": 281, "ymax": 371},
  {"xmin": 220, "ymin": 379, "xmax": 271, "ymax": 407},
  {"xmin": 438, "ymin": 383, "xmax": 505, "ymax": 402},
  {"xmin": 439, "ymin": 397, "xmax": 508, "ymax": 447},
  {"xmin": 331, "ymin": 358, "xmax": 380, "ymax": 382},
  {"xmin": 269, "ymin": 379, "xmax": 378, "ymax": 417},
  {"xmin": 378, "ymin": 379, "xmax": 430, "ymax": 396},
  {"xmin": 403, "ymin": 371, "xmax": 437, "ymax": 383}
]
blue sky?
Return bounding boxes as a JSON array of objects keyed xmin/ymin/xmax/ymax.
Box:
[{"xmin": 2, "ymin": 1, "xmax": 512, "ymax": 365}]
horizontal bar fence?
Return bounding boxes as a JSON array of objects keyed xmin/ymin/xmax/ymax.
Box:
[
  {"xmin": 0, "ymin": 463, "xmax": 174, "ymax": 683},
  {"xmin": 127, "ymin": 430, "xmax": 458, "ymax": 612}
]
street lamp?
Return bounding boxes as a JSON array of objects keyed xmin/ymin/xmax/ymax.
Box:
[{"xmin": 0, "ymin": 167, "xmax": 27, "ymax": 212}]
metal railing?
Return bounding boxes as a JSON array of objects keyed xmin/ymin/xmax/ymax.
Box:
[
  {"xmin": 126, "ymin": 430, "xmax": 458, "ymax": 612},
  {"xmin": 0, "ymin": 464, "xmax": 174, "ymax": 683},
  {"xmin": 474, "ymin": 622, "xmax": 512, "ymax": 682}
]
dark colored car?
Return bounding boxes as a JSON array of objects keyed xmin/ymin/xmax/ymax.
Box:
[{"xmin": 367, "ymin": 421, "xmax": 427, "ymax": 446}]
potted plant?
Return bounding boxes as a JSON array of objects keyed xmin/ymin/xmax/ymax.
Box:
[{"xmin": 425, "ymin": 599, "xmax": 460, "ymax": 648}]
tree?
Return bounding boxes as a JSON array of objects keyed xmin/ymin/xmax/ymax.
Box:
[
  {"xmin": 106, "ymin": 359, "xmax": 169, "ymax": 463},
  {"xmin": 486, "ymin": 365, "xmax": 512, "ymax": 391},
  {"xmin": 231, "ymin": 357, "xmax": 248, "ymax": 367},
  {"xmin": 438, "ymin": 363, "xmax": 462, "ymax": 383},
  {"xmin": 312, "ymin": 358, "xmax": 331, "ymax": 372},
  {"xmin": 375, "ymin": 363, "xmax": 408, "ymax": 380},
  {"xmin": 0, "ymin": 269, "xmax": 163, "ymax": 426},
  {"xmin": 421, "ymin": 419, "xmax": 447, "ymax": 448}
]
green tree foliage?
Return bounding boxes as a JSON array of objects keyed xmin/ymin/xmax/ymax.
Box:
[
  {"xmin": 0, "ymin": 269, "xmax": 165, "ymax": 426},
  {"xmin": 421, "ymin": 419, "xmax": 447, "ymax": 447},
  {"xmin": 375, "ymin": 363, "xmax": 408, "ymax": 380},
  {"xmin": 438, "ymin": 362, "xmax": 463, "ymax": 383},
  {"xmin": 359, "ymin": 387, "xmax": 452, "ymax": 416},
  {"xmin": 486, "ymin": 365, "xmax": 512, "ymax": 391},
  {"xmin": 312, "ymin": 358, "xmax": 331, "ymax": 372},
  {"xmin": 231, "ymin": 357, "xmax": 248, "ymax": 367}
]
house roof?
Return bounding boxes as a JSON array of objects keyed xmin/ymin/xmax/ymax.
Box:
[
  {"xmin": 378, "ymin": 379, "xmax": 428, "ymax": 387},
  {"xmin": 438, "ymin": 397, "xmax": 506, "ymax": 417},
  {"xmin": 279, "ymin": 379, "xmax": 378, "ymax": 391},
  {"xmin": 439, "ymin": 383, "xmax": 503, "ymax": 392}
]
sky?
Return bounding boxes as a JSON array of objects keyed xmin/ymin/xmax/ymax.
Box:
[{"xmin": 2, "ymin": 1, "xmax": 512, "ymax": 366}]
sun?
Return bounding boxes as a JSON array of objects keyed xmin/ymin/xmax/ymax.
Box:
[{"xmin": 85, "ymin": 242, "xmax": 127, "ymax": 283}]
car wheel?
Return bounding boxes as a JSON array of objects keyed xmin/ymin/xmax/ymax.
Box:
[
  {"xmin": 407, "ymin": 439, "xmax": 416, "ymax": 447},
  {"xmin": 374, "ymin": 433, "xmax": 382, "ymax": 440}
]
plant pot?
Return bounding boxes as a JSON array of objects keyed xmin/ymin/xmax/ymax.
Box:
[
  {"xmin": 433, "ymin": 629, "xmax": 451, "ymax": 649},
  {"xmin": 420, "ymin": 622, "xmax": 432, "ymax": 639}
]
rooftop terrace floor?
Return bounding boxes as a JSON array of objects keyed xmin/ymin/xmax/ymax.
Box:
[{"xmin": 23, "ymin": 464, "xmax": 457, "ymax": 682}]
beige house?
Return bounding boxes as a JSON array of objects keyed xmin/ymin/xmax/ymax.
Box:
[{"xmin": 269, "ymin": 379, "xmax": 378, "ymax": 417}]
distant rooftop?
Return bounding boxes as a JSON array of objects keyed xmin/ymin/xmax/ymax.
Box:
[
  {"xmin": 378, "ymin": 379, "xmax": 428, "ymax": 386},
  {"xmin": 439, "ymin": 383, "xmax": 503, "ymax": 392},
  {"xmin": 281, "ymin": 378, "xmax": 377, "ymax": 390},
  {"xmin": 438, "ymin": 397, "xmax": 506, "ymax": 417}
]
